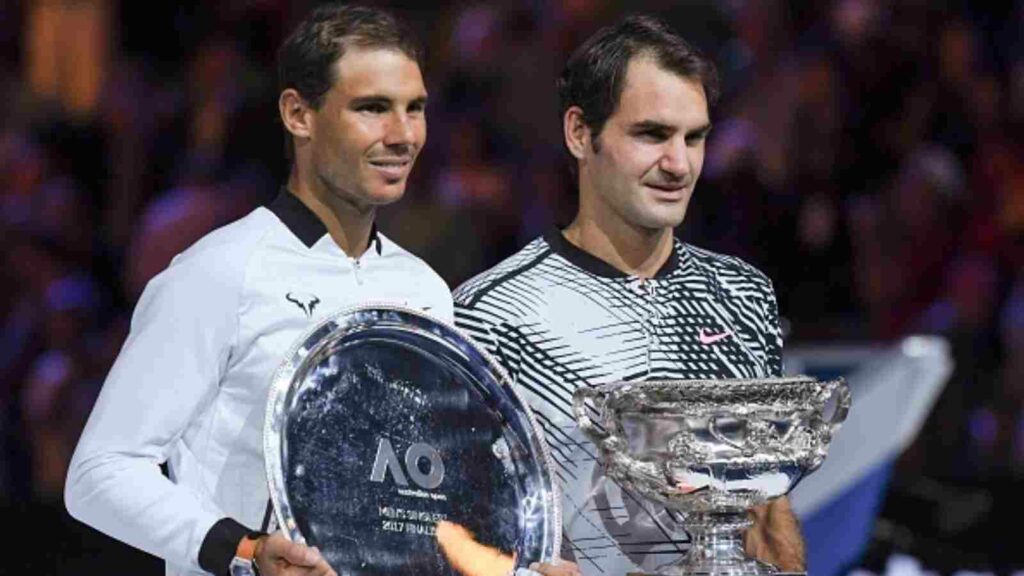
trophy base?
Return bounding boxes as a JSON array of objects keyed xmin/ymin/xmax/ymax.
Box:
[
  {"xmin": 623, "ymin": 552, "xmax": 804, "ymax": 575},
  {"xmin": 623, "ymin": 512, "xmax": 799, "ymax": 576}
]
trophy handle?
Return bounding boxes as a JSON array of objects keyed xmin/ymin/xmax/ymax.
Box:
[
  {"xmin": 822, "ymin": 378, "xmax": 852, "ymax": 433},
  {"xmin": 803, "ymin": 378, "xmax": 853, "ymax": 471},
  {"xmin": 572, "ymin": 386, "xmax": 610, "ymax": 443}
]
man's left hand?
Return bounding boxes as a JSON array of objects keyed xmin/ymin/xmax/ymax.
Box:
[{"xmin": 744, "ymin": 496, "xmax": 805, "ymax": 572}]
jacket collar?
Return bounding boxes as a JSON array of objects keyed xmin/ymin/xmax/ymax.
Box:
[
  {"xmin": 267, "ymin": 188, "xmax": 382, "ymax": 255},
  {"xmin": 543, "ymin": 228, "xmax": 679, "ymax": 279}
]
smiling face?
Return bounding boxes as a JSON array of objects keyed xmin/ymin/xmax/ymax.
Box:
[
  {"xmin": 575, "ymin": 56, "xmax": 711, "ymax": 233},
  {"xmin": 305, "ymin": 46, "xmax": 427, "ymax": 210}
]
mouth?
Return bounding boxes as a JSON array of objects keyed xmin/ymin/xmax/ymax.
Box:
[
  {"xmin": 368, "ymin": 158, "xmax": 413, "ymax": 181},
  {"xmin": 645, "ymin": 183, "xmax": 689, "ymax": 198}
]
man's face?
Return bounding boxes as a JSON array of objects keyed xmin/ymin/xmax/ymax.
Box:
[
  {"xmin": 580, "ymin": 56, "xmax": 711, "ymax": 232},
  {"xmin": 308, "ymin": 47, "xmax": 427, "ymax": 210}
]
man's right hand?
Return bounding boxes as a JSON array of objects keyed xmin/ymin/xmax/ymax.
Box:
[{"xmin": 254, "ymin": 531, "xmax": 337, "ymax": 576}]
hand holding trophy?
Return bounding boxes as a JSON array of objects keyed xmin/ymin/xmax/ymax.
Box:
[{"xmin": 573, "ymin": 377, "xmax": 851, "ymax": 575}]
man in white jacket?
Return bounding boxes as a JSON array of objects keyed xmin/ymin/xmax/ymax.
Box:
[{"xmin": 65, "ymin": 4, "xmax": 453, "ymax": 575}]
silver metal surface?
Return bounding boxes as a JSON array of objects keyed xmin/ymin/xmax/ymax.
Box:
[
  {"xmin": 574, "ymin": 376, "xmax": 850, "ymax": 576},
  {"xmin": 266, "ymin": 304, "xmax": 561, "ymax": 574}
]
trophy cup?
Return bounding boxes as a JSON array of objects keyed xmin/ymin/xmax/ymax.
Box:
[
  {"xmin": 264, "ymin": 305, "xmax": 561, "ymax": 575},
  {"xmin": 572, "ymin": 376, "xmax": 850, "ymax": 576}
]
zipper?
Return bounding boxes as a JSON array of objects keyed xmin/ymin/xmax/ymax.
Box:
[
  {"xmin": 352, "ymin": 257, "xmax": 364, "ymax": 285},
  {"xmin": 633, "ymin": 278, "xmax": 660, "ymax": 377}
]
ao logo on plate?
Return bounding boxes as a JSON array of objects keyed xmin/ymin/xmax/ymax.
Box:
[{"xmin": 369, "ymin": 438, "xmax": 445, "ymax": 490}]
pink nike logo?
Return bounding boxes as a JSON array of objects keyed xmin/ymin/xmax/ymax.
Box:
[{"xmin": 698, "ymin": 328, "xmax": 733, "ymax": 344}]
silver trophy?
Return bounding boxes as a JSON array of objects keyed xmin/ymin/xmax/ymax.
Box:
[
  {"xmin": 265, "ymin": 305, "xmax": 561, "ymax": 574},
  {"xmin": 572, "ymin": 376, "xmax": 850, "ymax": 576}
]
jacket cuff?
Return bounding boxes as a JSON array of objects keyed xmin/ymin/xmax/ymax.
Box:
[{"xmin": 198, "ymin": 518, "xmax": 254, "ymax": 575}]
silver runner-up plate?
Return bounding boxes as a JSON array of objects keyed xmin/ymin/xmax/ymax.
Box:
[{"xmin": 265, "ymin": 305, "xmax": 561, "ymax": 575}]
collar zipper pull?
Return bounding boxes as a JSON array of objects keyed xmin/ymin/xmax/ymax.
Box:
[{"xmin": 352, "ymin": 258, "xmax": 364, "ymax": 285}]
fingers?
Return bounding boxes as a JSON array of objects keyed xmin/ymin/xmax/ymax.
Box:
[
  {"xmin": 743, "ymin": 499, "xmax": 806, "ymax": 572},
  {"xmin": 260, "ymin": 532, "xmax": 318, "ymax": 567},
  {"xmin": 769, "ymin": 496, "xmax": 794, "ymax": 515},
  {"xmin": 748, "ymin": 503, "xmax": 769, "ymax": 523},
  {"xmin": 305, "ymin": 548, "xmax": 337, "ymax": 576},
  {"xmin": 744, "ymin": 523, "xmax": 768, "ymax": 558},
  {"xmin": 283, "ymin": 541, "xmax": 323, "ymax": 567},
  {"xmin": 257, "ymin": 531, "xmax": 336, "ymax": 576},
  {"xmin": 436, "ymin": 520, "xmax": 514, "ymax": 576},
  {"xmin": 292, "ymin": 546, "xmax": 333, "ymax": 576}
]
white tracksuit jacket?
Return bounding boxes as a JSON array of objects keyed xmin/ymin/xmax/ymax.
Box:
[{"xmin": 65, "ymin": 190, "xmax": 454, "ymax": 575}]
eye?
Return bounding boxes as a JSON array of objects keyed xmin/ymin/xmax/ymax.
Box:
[
  {"xmin": 635, "ymin": 129, "xmax": 670, "ymax": 143},
  {"xmin": 357, "ymin": 102, "xmax": 389, "ymax": 114},
  {"xmin": 685, "ymin": 133, "xmax": 707, "ymax": 146},
  {"xmin": 408, "ymin": 101, "xmax": 426, "ymax": 114}
]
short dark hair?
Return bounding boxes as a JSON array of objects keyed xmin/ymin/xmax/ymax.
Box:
[
  {"xmin": 277, "ymin": 3, "xmax": 424, "ymax": 110},
  {"xmin": 557, "ymin": 15, "xmax": 719, "ymax": 148}
]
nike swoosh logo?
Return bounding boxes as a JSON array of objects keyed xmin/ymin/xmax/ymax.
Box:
[{"xmin": 698, "ymin": 328, "xmax": 733, "ymax": 344}]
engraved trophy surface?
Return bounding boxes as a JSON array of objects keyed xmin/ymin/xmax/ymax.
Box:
[
  {"xmin": 265, "ymin": 305, "xmax": 561, "ymax": 574},
  {"xmin": 573, "ymin": 376, "xmax": 850, "ymax": 576}
]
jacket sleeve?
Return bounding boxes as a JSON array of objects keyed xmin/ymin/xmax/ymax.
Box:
[
  {"xmin": 763, "ymin": 279, "xmax": 784, "ymax": 378},
  {"xmin": 65, "ymin": 248, "xmax": 242, "ymax": 574}
]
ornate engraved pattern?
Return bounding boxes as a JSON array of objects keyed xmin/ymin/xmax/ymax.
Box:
[{"xmin": 573, "ymin": 376, "xmax": 850, "ymax": 575}]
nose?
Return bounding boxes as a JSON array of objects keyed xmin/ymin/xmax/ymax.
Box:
[
  {"xmin": 384, "ymin": 112, "xmax": 417, "ymax": 147},
  {"xmin": 659, "ymin": 140, "xmax": 691, "ymax": 181}
]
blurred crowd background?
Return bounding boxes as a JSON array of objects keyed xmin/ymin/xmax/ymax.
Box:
[{"xmin": 1, "ymin": 0, "xmax": 1022, "ymax": 574}]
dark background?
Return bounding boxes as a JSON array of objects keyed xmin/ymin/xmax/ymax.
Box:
[{"xmin": 2, "ymin": 0, "xmax": 1023, "ymax": 574}]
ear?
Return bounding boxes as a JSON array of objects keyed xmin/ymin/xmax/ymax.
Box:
[
  {"xmin": 563, "ymin": 106, "xmax": 592, "ymax": 160},
  {"xmin": 279, "ymin": 88, "xmax": 314, "ymax": 141}
]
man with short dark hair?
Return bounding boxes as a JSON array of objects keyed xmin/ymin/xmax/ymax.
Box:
[
  {"xmin": 455, "ymin": 15, "xmax": 805, "ymax": 575},
  {"xmin": 65, "ymin": 5, "xmax": 452, "ymax": 575}
]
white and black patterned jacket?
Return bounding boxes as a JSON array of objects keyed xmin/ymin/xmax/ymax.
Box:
[{"xmin": 454, "ymin": 230, "xmax": 782, "ymax": 575}]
